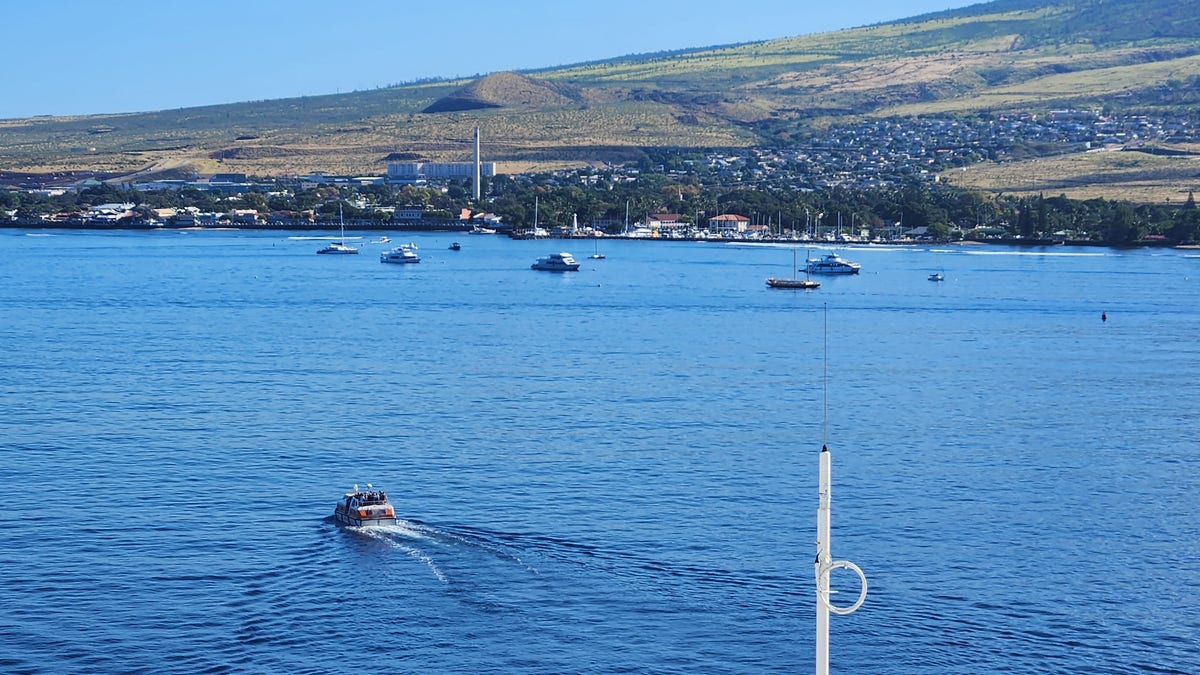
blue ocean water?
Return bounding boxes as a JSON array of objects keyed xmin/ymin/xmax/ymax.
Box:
[{"xmin": 0, "ymin": 229, "xmax": 1197, "ymax": 674}]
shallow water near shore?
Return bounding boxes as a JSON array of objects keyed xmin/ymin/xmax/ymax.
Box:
[{"xmin": 1, "ymin": 229, "xmax": 1198, "ymax": 673}]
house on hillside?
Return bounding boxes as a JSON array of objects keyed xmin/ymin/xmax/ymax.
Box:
[{"xmin": 707, "ymin": 213, "xmax": 750, "ymax": 234}]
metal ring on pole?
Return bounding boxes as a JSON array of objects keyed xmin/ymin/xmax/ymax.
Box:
[{"xmin": 820, "ymin": 559, "xmax": 867, "ymax": 615}]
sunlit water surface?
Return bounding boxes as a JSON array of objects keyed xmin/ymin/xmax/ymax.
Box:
[{"xmin": 1, "ymin": 230, "xmax": 1197, "ymax": 673}]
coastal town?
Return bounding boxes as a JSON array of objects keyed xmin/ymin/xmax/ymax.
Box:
[{"xmin": 3, "ymin": 108, "xmax": 1199, "ymax": 245}]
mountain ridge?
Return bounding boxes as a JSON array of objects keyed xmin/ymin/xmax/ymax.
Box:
[{"xmin": 1, "ymin": 0, "xmax": 1198, "ymax": 198}]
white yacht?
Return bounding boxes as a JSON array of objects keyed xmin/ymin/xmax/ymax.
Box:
[
  {"xmin": 380, "ymin": 243, "xmax": 420, "ymax": 264},
  {"xmin": 531, "ymin": 252, "xmax": 581, "ymax": 271},
  {"xmin": 317, "ymin": 241, "xmax": 358, "ymax": 255},
  {"xmin": 317, "ymin": 203, "xmax": 358, "ymax": 254},
  {"xmin": 806, "ymin": 252, "xmax": 861, "ymax": 275}
]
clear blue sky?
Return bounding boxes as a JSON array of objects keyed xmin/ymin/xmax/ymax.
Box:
[{"xmin": 0, "ymin": 0, "xmax": 981, "ymax": 120}]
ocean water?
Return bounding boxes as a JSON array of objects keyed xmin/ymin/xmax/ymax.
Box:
[{"xmin": 0, "ymin": 229, "xmax": 1197, "ymax": 674}]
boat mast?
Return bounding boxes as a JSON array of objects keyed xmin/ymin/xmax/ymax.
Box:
[{"xmin": 815, "ymin": 305, "xmax": 867, "ymax": 675}]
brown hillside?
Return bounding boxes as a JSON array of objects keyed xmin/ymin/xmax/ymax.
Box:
[{"xmin": 422, "ymin": 72, "xmax": 580, "ymax": 113}]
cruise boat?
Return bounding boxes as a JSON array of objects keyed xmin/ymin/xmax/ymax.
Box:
[
  {"xmin": 531, "ymin": 252, "xmax": 580, "ymax": 271},
  {"xmin": 333, "ymin": 485, "xmax": 396, "ymax": 527},
  {"xmin": 380, "ymin": 243, "xmax": 420, "ymax": 264},
  {"xmin": 806, "ymin": 252, "xmax": 861, "ymax": 275}
]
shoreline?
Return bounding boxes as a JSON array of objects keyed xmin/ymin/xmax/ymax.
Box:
[{"xmin": 1, "ymin": 222, "xmax": 1184, "ymax": 251}]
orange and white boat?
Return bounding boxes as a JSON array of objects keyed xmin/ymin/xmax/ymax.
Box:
[{"xmin": 333, "ymin": 484, "xmax": 396, "ymax": 526}]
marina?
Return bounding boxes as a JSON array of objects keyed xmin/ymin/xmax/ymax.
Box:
[{"xmin": 1, "ymin": 228, "xmax": 1197, "ymax": 673}]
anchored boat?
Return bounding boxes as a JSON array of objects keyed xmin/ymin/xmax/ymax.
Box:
[
  {"xmin": 531, "ymin": 252, "xmax": 581, "ymax": 271},
  {"xmin": 333, "ymin": 485, "xmax": 396, "ymax": 526}
]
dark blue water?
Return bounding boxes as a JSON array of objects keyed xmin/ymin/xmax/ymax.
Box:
[{"xmin": 1, "ymin": 230, "xmax": 1197, "ymax": 674}]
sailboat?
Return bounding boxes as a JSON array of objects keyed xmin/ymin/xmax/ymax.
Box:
[
  {"xmin": 767, "ymin": 248, "xmax": 819, "ymax": 289},
  {"xmin": 317, "ymin": 203, "xmax": 358, "ymax": 254},
  {"xmin": 589, "ymin": 236, "xmax": 605, "ymax": 260}
]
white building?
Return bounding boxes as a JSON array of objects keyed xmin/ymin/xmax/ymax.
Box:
[{"xmin": 387, "ymin": 162, "xmax": 496, "ymax": 183}]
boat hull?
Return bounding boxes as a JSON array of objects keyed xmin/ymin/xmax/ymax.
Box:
[
  {"xmin": 333, "ymin": 511, "xmax": 397, "ymax": 527},
  {"xmin": 806, "ymin": 266, "xmax": 858, "ymax": 275},
  {"xmin": 767, "ymin": 277, "xmax": 820, "ymax": 289}
]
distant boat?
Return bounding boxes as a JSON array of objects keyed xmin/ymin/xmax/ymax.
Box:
[
  {"xmin": 806, "ymin": 252, "xmax": 860, "ymax": 275},
  {"xmin": 333, "ymin": 484, "xmax": 396, "ymax": 527},
  {"xmin": 449, "ymin": 242, "xmax": 461, "ymax": 251},
  {"xmin": 531, "ymin": 252, "xmax": 581, "ymax": 271},
  {"xmin": 767, "ymin": 248, "xmax": 820, "ymax": 289},
  {"xmin": 589, "ymin": 237, "xmax": 605, "ymax": 260},
  {"xmin": 928, "ymin": 272, "xmax": 944, "ymax": 282},
  {"xmin": 375, "ymin": 236, "xmax": 391, "ymax": 244},
  {"xmin": 380, "ymin": 243, "xmax": 420, "ymax": 264},
  {"xmin": 317, "ymin": 203, "xmax": 358, "ymax": 254}
]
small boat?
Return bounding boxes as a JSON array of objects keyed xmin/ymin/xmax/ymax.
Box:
[
  {"xmin": 333, "ymin": 484, "xmax": 396, "ymax": 527},
  {"xmin": 380, "ymin": 243, "xmax": 420, "ymax": 264},
  {"xmin": 531, "ymin": 252, "xmax": 581, "ymax": 271},
  {"xmin": 589, "ymin": 238, "xmax": 605, "ymax": 259},
  {"xmin": 768, "ymin": 248, "xmax": 820, "ymax": 289},
  {"xmin": 806, "ymin": 252, "xmax": 860, "ymax": 275},
  {"xmin": 928, "ymin": 272, "xmax": 944, "ymax": 282},
  {"xmin": 317, "ymin": 204, "xmax": 358, "ymax": 254},
  {"xmin": 376, "ymin": 236, "xmax": 391, "ymax": 244},
  {"xmin": 317, "ymin": 241, "xmax": 359, "ymax": 255},
  {"xmin": 449, "ymin": 242, "xmax": 461, "ymax": 251}
]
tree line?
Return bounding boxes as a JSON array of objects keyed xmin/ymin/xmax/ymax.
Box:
[{"xmin": 3, "ymin": 173, "xmax": 1198, "ymax": 245}]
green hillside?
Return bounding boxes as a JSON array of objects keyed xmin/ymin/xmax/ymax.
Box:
[{"xmin": 1, "ymin": 0, "xmax": 1197, "ymax": 184}]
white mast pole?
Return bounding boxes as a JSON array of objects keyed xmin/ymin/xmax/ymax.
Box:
[
  {"xmin": 816, "ymin": 445, "xmax": 833, "ymax": 675},
  {"xmin": 815, "ymin": 306, "xmax": 867, "ymax": 675}
]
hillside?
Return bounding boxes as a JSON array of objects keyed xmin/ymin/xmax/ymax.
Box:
[{"xmin": 1, "ymin": 0, "xmax": 1198, "ymax": 198}]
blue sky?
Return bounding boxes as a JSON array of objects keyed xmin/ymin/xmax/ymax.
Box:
[{"xmin": 0, "ymin": 0, "xmax": 981, "ymax": 120}]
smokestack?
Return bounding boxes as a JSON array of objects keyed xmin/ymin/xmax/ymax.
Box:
[{"xmin": 473, "ymin": 127, "xmax": 481, "ymax": 201}]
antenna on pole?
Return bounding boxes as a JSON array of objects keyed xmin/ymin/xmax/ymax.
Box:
[{"xmin": 815, "ymin": 303, "xmax": 866, "ymax": 675}]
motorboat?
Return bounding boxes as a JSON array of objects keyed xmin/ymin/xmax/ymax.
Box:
[
  {"xmin": 531, "ymin": 252, "xmax": 581, "ymax": 271},
  {"xmin": 380, "ymin": 243, "xmax": 420, "ymax": 264},
  {"xmin": 333, "ymin": 484, "xmax": 396, "ymax": 527},
  {"xmin": 767, "ymin": 248, "xmax": 820, "ymax": 289},
  {"xmin": 449, "ymin": 242, "xmax": 461, "ymax": 251},
  {"xmin": 928, "ymin": 272, "xmax": 945, "ymax": 281},
  {"xmin": 806, "ymin": 252, "xmax": 861, "ymax": 275}
]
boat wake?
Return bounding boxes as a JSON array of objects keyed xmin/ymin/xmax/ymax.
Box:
[
  {"xmin": 333, "ymin": 518, "xmax": 790, "ymax": 610},
  {"xmin": 339, "ymin": 519, "xmax": 539, "ymax": 583},
  {"xmin": 356, "ymin": 525, "xmax": 448, "ymax": 582}
]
